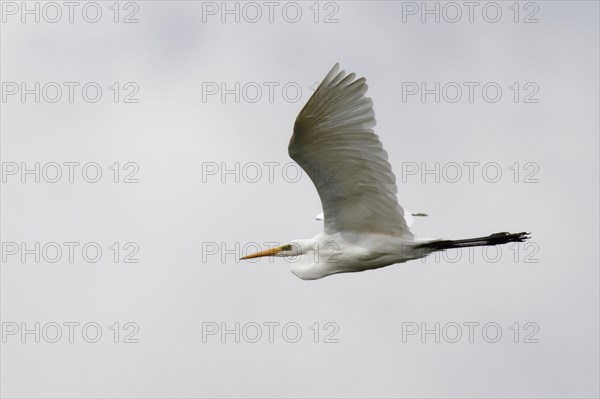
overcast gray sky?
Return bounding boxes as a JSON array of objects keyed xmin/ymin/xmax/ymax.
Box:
[{"xmin": 1, "ymin": 1, "xmax": 599, "ymax": 398}]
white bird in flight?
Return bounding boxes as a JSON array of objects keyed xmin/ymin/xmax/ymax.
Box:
[{"xmin": 241, "ymin": 63, "xmax": 530, "ymax": 280}]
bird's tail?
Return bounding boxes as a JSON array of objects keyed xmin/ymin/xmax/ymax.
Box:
[{"xmin": 415, "ymin": 232, "xmax": 530, "ymax": 252}]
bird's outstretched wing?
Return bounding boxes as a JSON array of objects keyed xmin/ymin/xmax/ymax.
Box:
[{"xmin": 289, "ymin": 63, "xmax": 412, "ymax": 237}]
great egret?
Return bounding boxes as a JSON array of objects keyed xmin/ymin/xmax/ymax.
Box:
[{"xmin": 241, "ymin": 63, "xmax": 530, "ymax": 280}]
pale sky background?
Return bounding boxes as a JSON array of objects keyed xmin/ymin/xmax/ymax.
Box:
[{"xmin": 1, "ymin": 1, "xmax": 599, "ymax": 398}]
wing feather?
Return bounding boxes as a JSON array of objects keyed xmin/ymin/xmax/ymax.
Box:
[{"xmin": 289, "ymin": 63, "xmax": 412, "ymax": 237}]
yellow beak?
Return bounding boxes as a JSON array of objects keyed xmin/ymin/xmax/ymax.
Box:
[{"xmin": 240, "ymin": 245, "xmax": 285, "ymax": 260}]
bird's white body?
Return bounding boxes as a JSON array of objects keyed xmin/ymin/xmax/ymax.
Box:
[
  {"xmin": 288, "ymin": 232, "xmax": 427, "ymax": 280},
  {"xmin": 241, "ymin": 63, "xmax": 529, "ymax": 279}
]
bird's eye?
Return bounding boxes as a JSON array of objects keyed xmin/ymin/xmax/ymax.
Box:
[{"xmin": 282, "ymin": 244, "xmax": 292, "ymax": 250}]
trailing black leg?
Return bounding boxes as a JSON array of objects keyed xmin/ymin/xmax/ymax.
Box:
[{"xmin": 416, "ymin": 232, "xmax": 531, "ymax": 252}]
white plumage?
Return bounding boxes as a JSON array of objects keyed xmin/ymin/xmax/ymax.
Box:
[
  {"xmin": 290, "ymin": 64, "xmax": 410, "ymax": 237},
  {"xmin": 241, "ymin": 64, "xmax": 529, "ymax": 280}
]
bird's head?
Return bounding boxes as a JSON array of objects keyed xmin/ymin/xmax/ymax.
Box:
[{"xmin": 240, "ymin": 241, "xmax": 305, "ymax": 260}]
